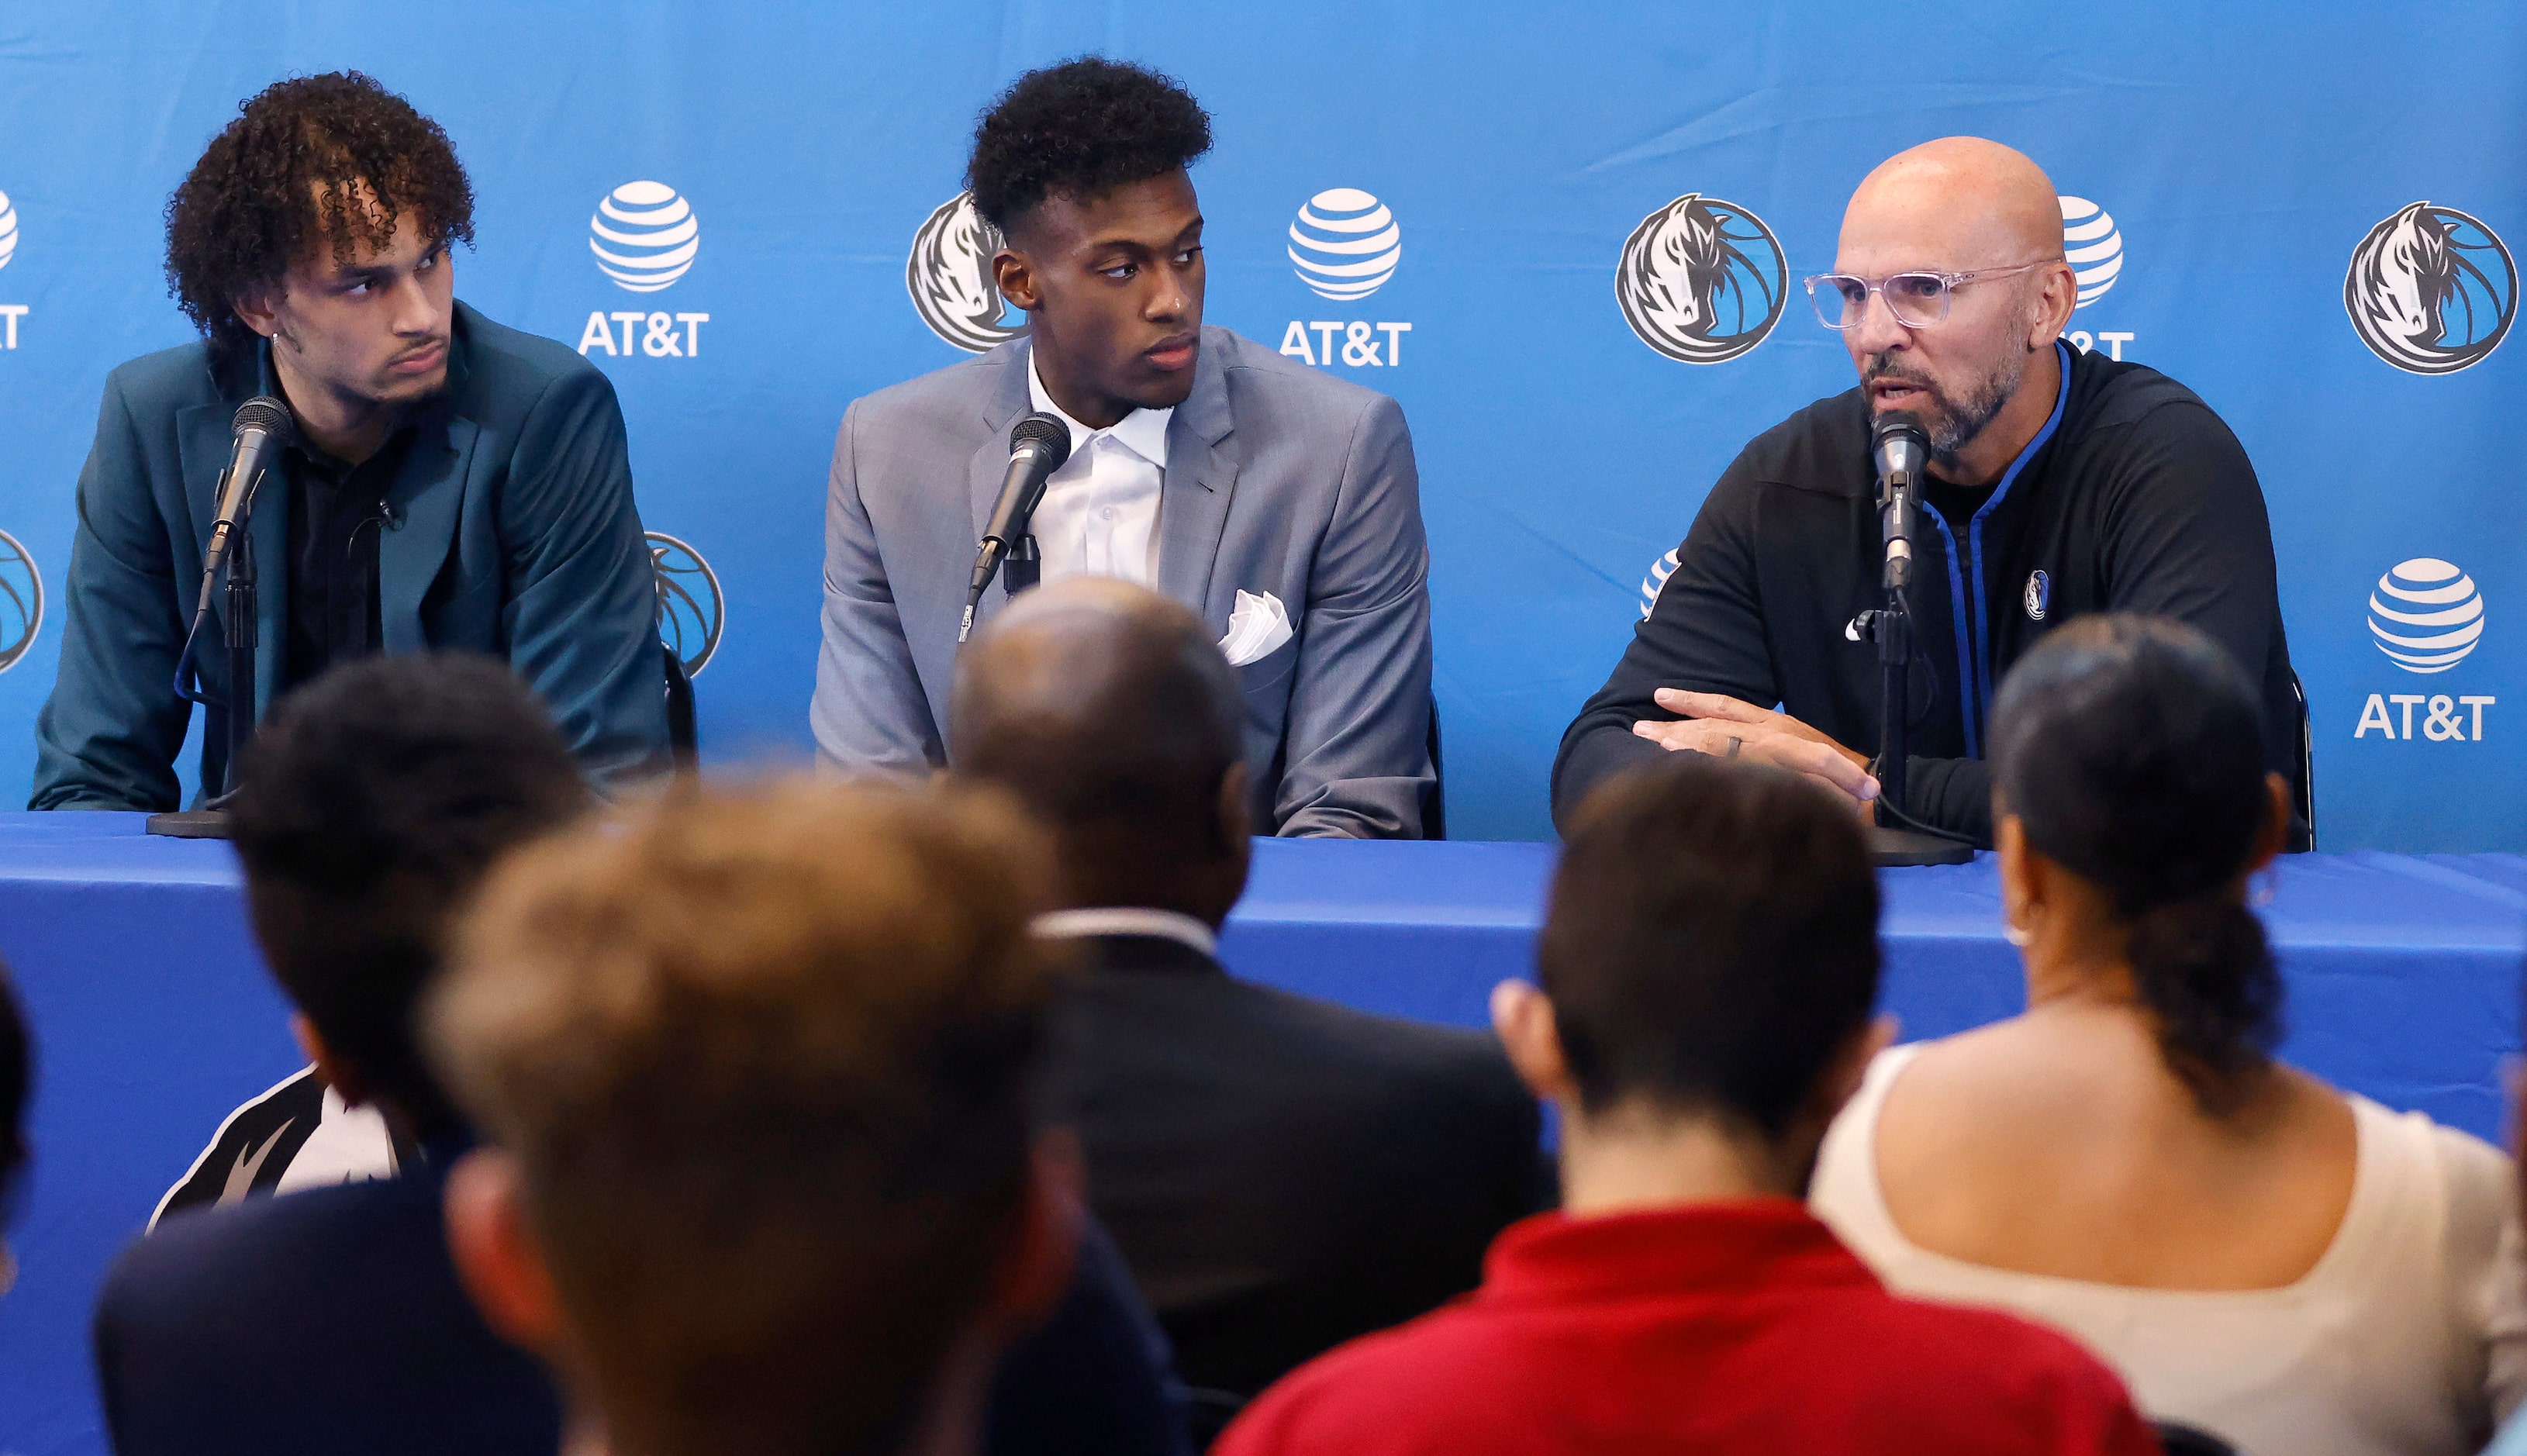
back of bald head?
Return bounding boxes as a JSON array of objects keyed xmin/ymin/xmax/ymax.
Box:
[
  {"xmin": 951, "ymin": 578, "xmax": 1243, "ymax": 864},
  {"xmin": 1844, "ymin": 136, "xmax": 2065, "ymax": 267}
]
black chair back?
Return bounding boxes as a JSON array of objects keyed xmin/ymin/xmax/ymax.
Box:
[
  {"xmin": 1421, "ymin": 689, "xmax": 1445, "ymax": 840},
  {"xmin": 664, "ymin": 641, "xmax": 697, "ymax": 769},
  {"xmin": 2153, "ymin": 1420, "xmax": 2239, "ymax": 1456},
  {"xmin": 2292, "ymin": 669, "xmax": 2315, "ymax": 848}
]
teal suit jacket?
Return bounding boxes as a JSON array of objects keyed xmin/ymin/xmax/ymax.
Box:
[{"xmin": 33, "ymin": 302, "xmax": 668, "ymax": 809}]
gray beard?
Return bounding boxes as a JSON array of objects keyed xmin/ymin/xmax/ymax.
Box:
[{"xmin": 1925, "ymin": 349, "xmax": 2028, "ymax": 469}]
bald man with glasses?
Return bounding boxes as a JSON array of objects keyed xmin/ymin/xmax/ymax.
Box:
[{"xmin": 1557, "ymin": 137, "xmax": 2309, "ymax": 850}]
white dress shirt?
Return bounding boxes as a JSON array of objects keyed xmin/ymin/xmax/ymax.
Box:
[
  {"xmin": 1027, "ymin": 351, "xmax": 1172, "ymax": 585},
  {"xmin": 1031, "ymin": 906, "xmax": 1218, "ymax": 957}
]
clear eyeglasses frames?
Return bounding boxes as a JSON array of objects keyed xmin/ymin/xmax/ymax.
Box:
[{"xmin": 1803, "ymin": 262, "xmax": 2049, "ymax": 329}]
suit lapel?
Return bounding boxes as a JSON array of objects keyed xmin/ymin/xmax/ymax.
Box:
[
  {"xmin": 378, "ymin": 319, "xmax": 482, "ymax": 656},
  {"xmin": 1155, "ymin": 331, "xmax": 1238, "ymax": 623},
  {"xmin": 957, "ymin": 336, "xmax": 1238, "ymax": 628},
  {"xmin": 378, "ymin": 414, "xmax": 478, "ymax": 654},
  {"xmin": 178, "ymin": 334, "xmax": 483, "ymax": 714},
  {"xmin": 176, "ymin": 404, "xmax": 235, "ymax": 570},
  {"xmin": 963, "ymin": 345, "xmax": 1035, "ymax": 639}
]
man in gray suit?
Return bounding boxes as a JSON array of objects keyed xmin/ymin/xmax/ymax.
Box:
[{"xmin": 811, "ymin": 57, "xmax": 1433, "ymax": 838}]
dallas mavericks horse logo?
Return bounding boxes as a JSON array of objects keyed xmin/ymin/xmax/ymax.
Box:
[
  {"xmin": 647, "ymin": 531, "xmax": 723, "ymax": 676},
  {"xmin": 907, "ymin": 191, "xmax": 1026, "ymax": 353},
  {"xmin": 1616, "ymin": 193, "xmax": 1787, "ymax": 365},
  {"xmin": 2345, "ymin": 202, "xmax": 2515, "ymax": 375},
  {"xmin": 0, "ymin": 528, "xmax": 42, "ymax": 672}
]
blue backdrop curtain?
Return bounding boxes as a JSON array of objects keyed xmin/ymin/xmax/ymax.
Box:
[{"xmin": 0, "ymin": 2, "xmax": 2518, "ymax": 849}]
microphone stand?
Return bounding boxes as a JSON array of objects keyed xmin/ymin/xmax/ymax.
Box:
[
  {"xmin": 1002, "ymin": 535, "xmax": 1040, "ymax": 596},
  {"xmin": 147, "ymin": 492, "xmax": 261, "ymax": 840},
  {"xmin": 1863, "ymin": 474, "xmax": 1973, "ymax": 868}
]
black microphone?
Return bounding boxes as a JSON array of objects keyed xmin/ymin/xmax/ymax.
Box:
[
  {"xmin": 958, "ymin": 412, "xmax": 1072, "ymax": 642},
  {"xmin": 1870, "ymin": 411, "xmax": 1929, "ymax": 592},
  {"xmin": 198, "ymin": 396, "xmax": 295, "ymax": 594}
]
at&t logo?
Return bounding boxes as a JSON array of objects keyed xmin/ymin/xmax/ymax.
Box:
[
  {"xmin": 908, "ymin": 191, "xmax": 1024, "ymax": 354},
  {"xmin": 1277, "ymin": 188, "xmax": 1411, "ymax": 370},
  {"xmin": 2354, "ymin": 557, "xmax": 2494, "ymax": 742},
  {"xmin": 2059, "ymin": 195, "xmax": 2134, "ymax": 361},
  {"xmin": 576, "ymin": 181, "xmax": 710, "ymax": 361},
  {"xmin": 2345, "ymin": 202, "xmax": 2515, "ymax": 374},
  {"xmin": 0, "ymin": 187, "xmax": 29, "ymax": 350},
  {"xmin": 1289, "ymin": 188, "xmax": 1400, "ymax": 300}
]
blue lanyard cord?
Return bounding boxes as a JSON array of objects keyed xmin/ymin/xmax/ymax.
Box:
[
  {"xmin": 1925, "ymin": 509, "xmax": 1980, "ymax": 759},
  {"xmin": 1928, "ymin": 340, "xmax": 2073, "ymax": 757}
]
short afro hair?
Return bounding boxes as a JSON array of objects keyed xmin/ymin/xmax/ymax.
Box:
[
  {"xmin": 965, "ymin": 57, "xmax": 1211, "ymax": 236},
  {"xmin": 230, "ymin": 652, "xmax": 588, "ymax": 1138},
  {"xmin": 1542, "ymin": 755, "xmax": 1880, "ymax": 1136},
  {"xmin": 166, "ymin": 71, "xmax": 475, "ymax": 361}
]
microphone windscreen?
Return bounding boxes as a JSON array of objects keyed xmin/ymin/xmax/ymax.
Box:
[
  {"xmin": 1010, "ymin": 411, "xmax": 1072, "ymax": 469},
  {"xmin": 1870, "ymin": 409, "xmax": 1928, "ymax": 450},
  {"xmin": 1870, "ymin": 409, "xmax": 1929, "ymax": 485},
  {"xmin": 232, "ymin": 395, "xmax": 295, "ymax": 445}
]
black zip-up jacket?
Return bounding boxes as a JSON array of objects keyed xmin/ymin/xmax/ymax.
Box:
[{"xmin": 1554, "ymin": 344, "xmax": 2309, "ymax": 848}]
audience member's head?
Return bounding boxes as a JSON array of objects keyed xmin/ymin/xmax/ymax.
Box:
[
  {"xmin": 1497, "ymin": 755, "xmax": 1884, "ymax": 1200},
  {"xmin": 0, "ymin": 957, "xmax": 26, "ymax": 1292},
  {"xmin": 1989, "ymin": 613, "xmax": 2291, "ymax": 1111},
  {"xmin": 953, "ymin": 577, "xmax": 1249, "ymax": 926},
  {"xmin": 429, "ymin": 779, "xmax": 1078, "ymax": 1456},
  {"xmin": 228, "ymin": 652, "xmax": 588, "ymax": 1142}
]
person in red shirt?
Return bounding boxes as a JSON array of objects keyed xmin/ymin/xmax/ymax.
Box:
[{"xmin": 1215, "ymin": 754, "xmax": 2160, "ymax": 1456}]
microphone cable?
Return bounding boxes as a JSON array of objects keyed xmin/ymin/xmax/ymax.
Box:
[{"xmin": 1863, "ymin": 579, "xmax": 1982, "ymax": 850}]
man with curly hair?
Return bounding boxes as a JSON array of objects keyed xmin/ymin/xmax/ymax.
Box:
[
  {"xmin": 33, "ymin": 71, "xmax": 668, "ymax": 811},
  {"xmin": 813, "ymin": 57, "xmax": 1435, "ymax": 838}
]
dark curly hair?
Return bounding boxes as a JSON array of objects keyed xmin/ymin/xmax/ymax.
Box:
[
  {"xmin": 965, "ymin": 57, "xmax": 1211, "ymax": 236},
  {"xmin": 166, "ymin": 71, "xmax": 475, "ymax": 361}
]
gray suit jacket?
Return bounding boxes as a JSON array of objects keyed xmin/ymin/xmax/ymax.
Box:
[{"xmin": 811, "ymin": 326, "xmax": 1432, "ymax": 837}]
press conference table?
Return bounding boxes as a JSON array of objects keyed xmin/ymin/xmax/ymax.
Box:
[{"xmin": 0, "ymin": 814, "xmax": 2522, "ymax": 1456}]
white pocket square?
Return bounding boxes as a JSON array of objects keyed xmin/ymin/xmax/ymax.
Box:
[{"xmin": 1218, "ymin": 589, "xmax": 1294, "ymax": 668}]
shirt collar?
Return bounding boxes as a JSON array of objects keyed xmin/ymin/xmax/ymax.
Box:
[
  {"xmin": 292, "ymin": 417, "xmax": 420, "ymax": 478},
  {"xmin": 1969, "ymin": 338, "xmax": 2073, "ymax": 509},
  {"xmin": 1479, "ymin": 1201, "xmax": 1876, "ymax": 1308},
  {"xmin": 1031, "ymin": 907, "xmax": 1217, "ymax": 957},
  {"xmin": 1027, "ymin": 348, "xmax": 1172, "ymax": 471}
]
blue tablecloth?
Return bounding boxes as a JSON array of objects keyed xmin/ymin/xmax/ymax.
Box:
[{"xmin": 0, "ymin": 814, "xmax": 2521, "ymax": 1456}]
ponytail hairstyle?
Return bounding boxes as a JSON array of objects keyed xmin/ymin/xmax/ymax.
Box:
[{"xmin": 1990, "ymin": 616, "xmax": 2281, "ymax": 1112}]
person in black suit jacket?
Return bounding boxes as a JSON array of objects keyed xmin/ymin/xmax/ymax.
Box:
[
  {"xmin": 95, "ymin": 654, "xmax": 1193, "ymax": 1456},
  {"xmin": 952, "ymin": 578, "xmax": 1550, "ymax": 1439},
  {"xmin": 95, "ymin": 1128, "xmax": 558, "ymax": 1456},
  {"xmin": 92, "ymin": 654, "xmax": 582, "ymax": 1456}
]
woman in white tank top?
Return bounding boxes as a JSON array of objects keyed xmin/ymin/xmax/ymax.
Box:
[{"xmin": 1808, "ymin": 617, "xmax": 2527, "ymax": 1456}]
